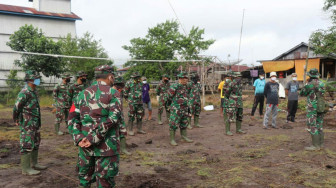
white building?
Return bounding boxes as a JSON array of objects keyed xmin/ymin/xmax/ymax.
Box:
[{"xmin": 0, "ymin": 0, "xmax": 81, "ymax": 89}]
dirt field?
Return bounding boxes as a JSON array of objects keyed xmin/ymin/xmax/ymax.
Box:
[{"xmin": 1, "ymin": 98, "xmax": 336, "ymax": 188}]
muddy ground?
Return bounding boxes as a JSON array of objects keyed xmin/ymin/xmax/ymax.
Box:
[{"xmin": 1, "ymin": 98, "xmax": 336, "ymax": 188}]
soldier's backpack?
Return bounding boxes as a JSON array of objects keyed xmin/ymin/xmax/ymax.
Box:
[{"xmin": 315, "ymin": 83, "xmax": 329, "ymax": 114}]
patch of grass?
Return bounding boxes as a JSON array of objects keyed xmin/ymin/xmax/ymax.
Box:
[
  {"xmin": 197, "ymin": 168, "xmax": 212, "ymax": 177},
  {"xmin": 39, "ymin": 95, "xmax": 54, "ymax": 107},
  {"xmin": 235, "ymin": 147, "xmax": 270, "ymax": 160},
  {"xmin": 134, "ymin": 150, "xmax": 154, "ymax": 161},
  {"xmin": 0, "ymin": 148, "xmax": 9, "ymax": 153},
  {"xmin": 0, "ymin": 129, "xmax": 20, "ymax": 141},
  {"xmin": 0, "ymin": 163, "xmax": 17, "ymax": 169},
  {"xmin": 141, "ymin": 161, "xmax": 166, "ymax": 166}
]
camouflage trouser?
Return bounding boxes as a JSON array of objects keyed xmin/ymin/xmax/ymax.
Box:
[
  {"xmin": 55, "ymin": 107, "xmax": 69, "ymax": 125},
  {"xmin": 223, "ymin": 108, "xmax": 243, "ymax": 123},
  {"xmin": 128, "ymin": 103, "xmax": 144, "ymax": 122},
  {"xmin": 169, "ymin": 107, "xmax": 189, "ymax": 131},
  {"xmin": 190, "ymin": 101, "xmax": 201, "ymax": 116},
  {"xmin": 158, "ymin": 96, "xmax": 170, "ymax": 114},
  {"xmin": 77, "ymin": 149, "xmax": 119, "ymax": 188},
  {"xmin": 307, "ymin": 110, "xmax": 324, "ymax": 135},
  {"xmin": 20, "ymin": 124, "xmax": 41, "ymax": 154}
]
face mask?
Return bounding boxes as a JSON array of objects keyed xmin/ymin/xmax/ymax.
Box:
[
  {"xmin": 66, "ymin": 78, "xmax": 70, "ymax": 83},
  {"xmin": 226, "ymin": 79, "xmax": 230, "ymax": 82},
  {"xmin": 80, "ymin": 78, "xmax": 87, "ymax": 83},
  {"xmin": 293, "ymin": 77, "xmax": 297, "ymax": 81},
  {"xmin": 271, "ymin": 77, "xmax": 276, "ymax": 81},
  {"xmin": 143, "ymin": 81, "xmax": 147, "ymax": 84},
  {"xmin": 34, "ymin": 78, "xmax": 41, "ymax": 86},
  {"xmin": 260, "ymin": 76, "xmax": 264, "ymax": 79},
  {"xmin": 164, "ymin": 79, "xmax": 169, "ymax": 83}
]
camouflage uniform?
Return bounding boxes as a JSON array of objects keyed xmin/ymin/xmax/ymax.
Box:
[
  {"xmin": 68, "ymin": 71, "xmax": 89, "ymax": 106},
  {"xmin": 188, "ymin": 74, "xmax": 203, "ymax": 128},
  {"xmin": 123, "ymin": 72, "xmax": 146, "ymax": 135},
  {"xmin": 53, "ymin": 73, "xmax": 72, "ymax": 135},
  {"xmin": 224, "ymin": 72, "xmax": 246, "ymax": 135},
  {"xmin": 167, "ymin": 72, "xmax": 193, "ymax": 145},
  {"xmin": 13, "ymin": 70, "xmax": 47, "ymax": 175},
  {"xmin": 300, "ymin": 68, "xmax": 325, "ymax": 150},
  {"xmin": 156, "ymin": 74, "xmax": 171, "ymax": 124},
  {"xmin": 221, "ymin": 79, "xmax": 232, "ymax": 110},
  {"xmin": 68, "ymin": 65, "xmax": 126, "ymax": 187}
]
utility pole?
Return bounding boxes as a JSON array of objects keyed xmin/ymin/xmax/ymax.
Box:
[
  {"xmin": 237, "ymin": 9, "xmax": 245, "ymax": 72},
  {"xmin": 303, "ymin": 43, "xmax": 310, "ymax": 85}
]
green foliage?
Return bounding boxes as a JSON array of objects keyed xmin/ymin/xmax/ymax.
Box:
[
  {"xmin": 58, "ymin": 32, "xmax": 114, "ymax": 80},
  {"xmin": 123, "ymin": 20, "xmax": 215, "ymax": 80},
  {"xmin": 6, "ymin": 25, "xmax": 65, "ymax": 77}
]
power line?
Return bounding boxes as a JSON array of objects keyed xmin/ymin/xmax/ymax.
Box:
[{"xmin": 167, "ymin": 0, "xmax": 187, "ymax": 35}]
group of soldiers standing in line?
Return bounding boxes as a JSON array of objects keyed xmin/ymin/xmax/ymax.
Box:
[{"xmin": 12, "ymin": 65, "xmax": 328, "ymax": 187}]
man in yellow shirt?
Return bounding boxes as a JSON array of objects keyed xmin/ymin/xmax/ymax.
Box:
[{"xmin": 218, "ymin": 76, "xmax": 226, "ymax": 116}]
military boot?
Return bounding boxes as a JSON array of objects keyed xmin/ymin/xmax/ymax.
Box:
[
  {"xmin": 128, "ymin": 120, "xmax": 134, "ymax": 136},
  {"xmin": 194, "ymin": 115, "xmax": 203, "ymax": 128},
  {"xmin": 320, "ymin": 131, "xmax": 324, "ymax": 148},
  {"xmin": 224, "ymin": 114, "xmax": 233, "ymax": 136},
  {"xmin": 120, "ymin": 137, "xmax": 131, "ymax": 155},
  {"xmin": 21, "ymin": 153, "xmax": 40, "ymax": 175},
  {"xmin": 170, "ymin": 130, "xmax": 178, "ymax": 146},
  {"xmin": 305, "ymin": 134, "xmax": 320, "ymax": 151},
  {"xmin": 187, "ymin": 117, "xmax": 193, "ymax": 129},
  {"xmin": 137, "ymin": 121, "xmax": 146, "ymax": 134},
  {"xmin": 180, "ymin": 128, "xmax": 193, "ymax": 143},
  {"xmin": 158, "ymin": 113, "xmax": 163, "ymax": 125},
  {"xmin": 31, "ymin": 150, "xmax": 47, "ymax": 170},
  {"xmin": 236, "ymin": 121, "xmax": 246, "ymax": 134},
  {"xmin": 54, "ymin": 123, "xmax": 63, "ymax": 135}
]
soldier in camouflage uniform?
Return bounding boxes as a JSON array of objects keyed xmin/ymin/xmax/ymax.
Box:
[
  {"xmin": 124, "ymin": 72, "xmax": 146, "ymax": 136},
  {"xmin": 224, "ymin": 72, "xmax": 246, "ymax": 136},
  {"xmin": 113, "ymin": 76, "xmax": 131, "ymax": 155},
  {"xmin": 156, "ymin": 74, "xmax": 171, "ymax": 125},
  {"xmin": 300, "ymin": 68, "xmax": 325, "ymax": 151},
  {"xmin": 68, "ymin": 71, "xmax": 88, "ymax": 106},
  {"xmin": 68, "ymin": 65, "xmax": 126, "ymax": 188},
  {"xmin": 188, "ymin": 73, "xmax": 203, "ymax": 129},
  {"xmin": 53, "ymin": 73, "xmax": 72, "ymax": 135},
  {"xmin": 167, "ymin": 72, "xmax": 193, "ymax": 146},
  {"xmin": 222, "ymin": 74, "xmax": 232, "ymax": 117},
  {"xmin": 13, "ymin": 70, "xmax": 47, "ymax": 175}
]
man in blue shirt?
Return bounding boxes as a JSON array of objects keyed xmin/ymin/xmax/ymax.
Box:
[{"xmin": 251, "ymin": 72, "xmax": 266, "ymax": 119}]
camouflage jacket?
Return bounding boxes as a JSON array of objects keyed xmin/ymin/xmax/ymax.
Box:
[
  {"xmin": 68, "ymin": 82, "xmax": 89, "ymax": 105},
  {"xmin": 156, "ymin": 81, "xmax": 170, "ymax": 99},
  {"xmin": 124, "ymin": 79, "xmax": 143, "ymax": 104},
  {"xmin": 13, "ymin": 85, "xmax": 41, "ymax": 128},
  {"xmin": 221, "ymin": 79, "xmax": 232, "ymax": 108},
  {"xmin": 53, "ymin": 82, "xmax": 71, "ymax": 108},
  {"xmin": 300, "ymin": 79, "xmax": 325, "ymax": 112},
  {"xmin": 167, "ymin": 83, "xmax": 189, "ymax": 110},
  {"xmin": 189, "ymin": 82, "xmax": 202, "ymax": 105},
  {"xmin": 225, "ymin": 79, "xmax": 243, "ymax": 108},
  {"xmin": 68, "ymin": 81, "xmax": 126, "ymax": 156}
]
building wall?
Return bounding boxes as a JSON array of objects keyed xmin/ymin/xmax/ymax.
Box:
[{"xmin": 34, "ymin": 0, "xmax": 71, "ymax": 14}]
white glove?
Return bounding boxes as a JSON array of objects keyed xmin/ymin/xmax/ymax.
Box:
[{"xmin": 156, "ymin": 96, "xmax": 160, "ymax": 101}]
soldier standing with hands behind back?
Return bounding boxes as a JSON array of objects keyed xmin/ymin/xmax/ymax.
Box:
[
  {"xmin": 13, "ymin": 70, "xmax": 47, "ymax": 176},
  {"xmin": 156, "ymin": 74, "xmax": 171, "ymax": 125}
]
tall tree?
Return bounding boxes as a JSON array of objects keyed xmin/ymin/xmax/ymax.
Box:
[
  {"xmin": 122, "ymin": 20, "xmax": 215, "ymax": 80},
  {"xmin": 7, "ymin": 25, "xmax": 64, "ymax": 77},
  {"xmin": 58, "ymin": 32, "xmax": 113, "ymax": 80}
]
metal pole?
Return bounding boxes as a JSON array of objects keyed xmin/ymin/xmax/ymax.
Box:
[
  {"xmin": 237, "ymin": 9, "xmax": 245, "ymax": 72},
  {"xmin": 202, "ymin": 61, "xmax": 205, "ymax": 107},
  {"xmin": 303, "ymin": 44, "xmax": 310, "ymax": 85}
]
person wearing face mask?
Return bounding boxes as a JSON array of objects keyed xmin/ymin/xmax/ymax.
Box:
[
  {"xmin": 224, "ymin": 72, "xmax": 246, "ymax": 135},
  {"xmin": 13, "ymin": 70, "xmax": 48, "ymax": 175},
  {"xmin": 156, "ymin": 74, "xmax": 171, "ymax": 125},
  {"xmin": 263, "ymin": 72, "xmax": 279, "ymax": 129},
  {"xmin": 285, "ymin": 73, "xmax": 299, "ymax": 123},
  {"xmin": 142, "ymin": 77, "xmax": 152, "ymax": 121},
  {"xmin": 188, "ymin": 74, "xmax": 203, "ymax": 128},
  {"xmin": 53, "ymin": 73, "xmax": 72, "ymax": 135},
  {"xmin": 68, "ymin": 65, "xmax": 126, "ymax": 187},
  {"xmin": 124, "ymin": 72, "xmax": 146, "ymax": 136},
  {"xmin": 68, "ymin": 71, "xmax": 89, "ymax": 107},
  {"xmin": 251, "ymin": 72, "xmax": 266, "ymax": 120},
  {"xmin": 166, "ymin": 72, "xmax": 193, "ymax": 146}
]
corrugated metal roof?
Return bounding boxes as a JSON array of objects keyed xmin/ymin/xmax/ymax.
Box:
[{"xmin": 0, "ymin": 4, "xmax": 81, "ymax": 21}]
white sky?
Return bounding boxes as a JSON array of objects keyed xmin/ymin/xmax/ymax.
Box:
[{"xmin": 1, "ymin": 0, "xmax": 333, "ymax": 66}]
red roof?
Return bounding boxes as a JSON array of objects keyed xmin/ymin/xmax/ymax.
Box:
[
  {"xmin": 0, "ymin": 4, "xmax": 81, "ymax": 20},
  {"xmin": 227, "ymin": 65, "xmax": 250, "ymax": 72}
]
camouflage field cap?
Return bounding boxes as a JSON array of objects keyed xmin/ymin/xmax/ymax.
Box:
[
  {"xmin": 162, "ymin": 74, "xmax": 170, "ymax": 79},
  {"xmin": 131, "ymin": 72, "xmax": 141, "ymax": 78},
  {"xmin": 61, "ymin": 73, "xmax": 72, "ymax": 79},
  {"xmin": 76, "ymin": 71, "xmax": 88, "ymax": 78},
  {"xmin": 177, "ymin": 72, "xmax": 188, "ymax": 78},
  {"xmin": 24, "ymin": 70, "xmax": 41, "ymax": 80},
  {"xmin": 94, "ymin": 65, "xmax": 115, "ymax": 76},
  {"xmin": 307, "ymin": 68, "xmax": 320, "ymax": 78},
  {"xmin": 114, "ymin": 76, "xmax": 124, "ymax": 84}
]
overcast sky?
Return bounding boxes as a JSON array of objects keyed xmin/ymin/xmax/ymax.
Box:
[{"xmin": 2, "ymin": 0, "xmax": 333, "ymax": 66}]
